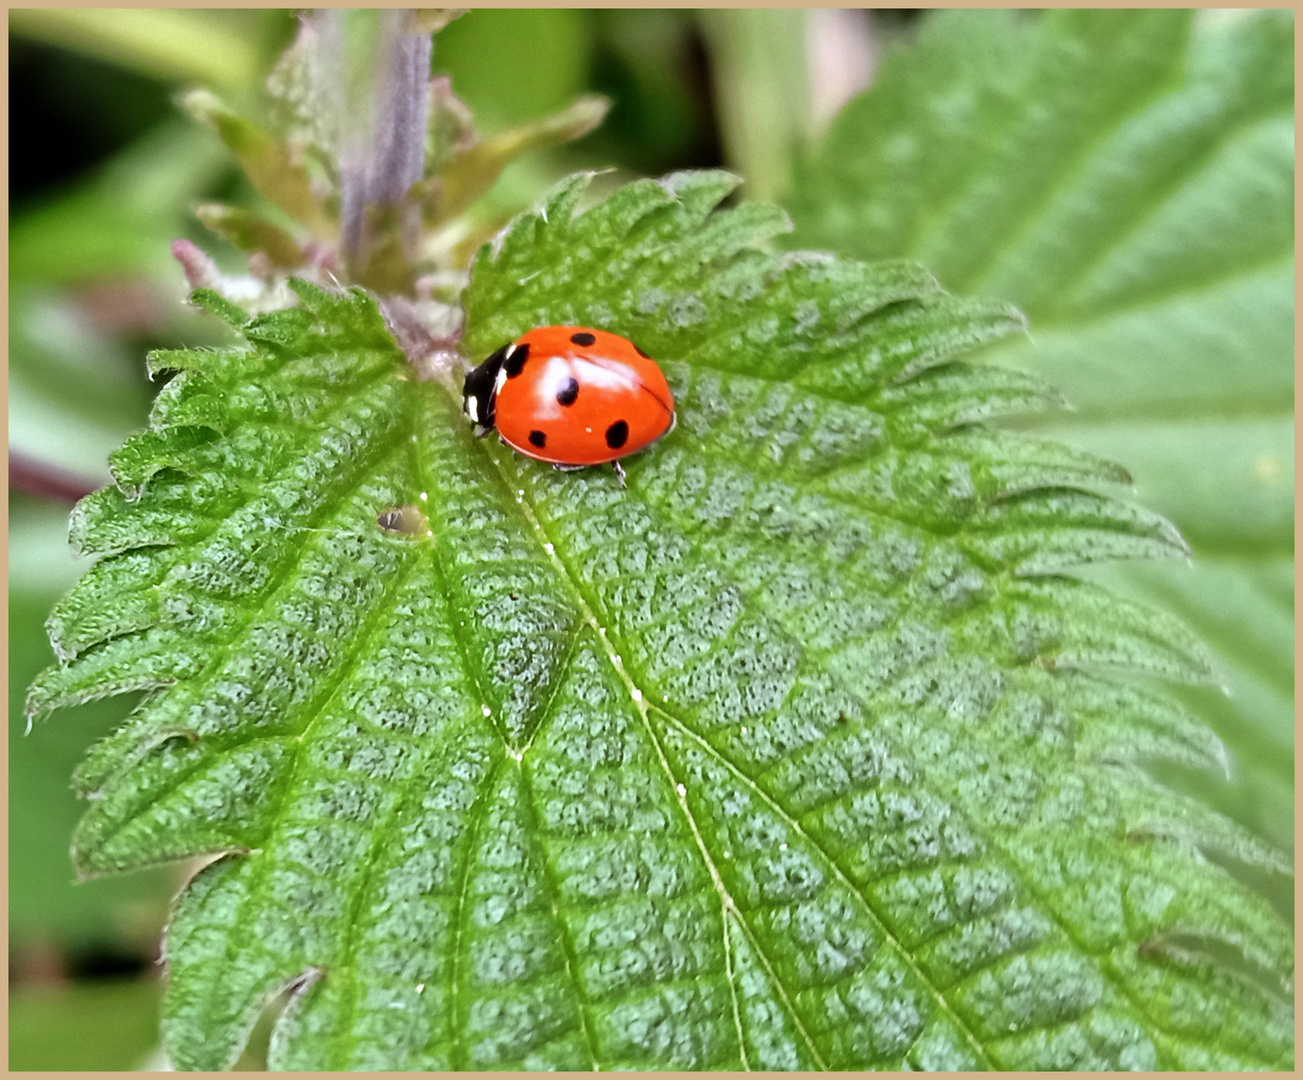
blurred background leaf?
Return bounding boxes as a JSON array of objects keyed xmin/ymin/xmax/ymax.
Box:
[
  {"xmin": 9, "ymin": 8, "xmax": 264, "ymax": 88},
  {"xmin": 433, "ymin": 8, "xmax": 591, "ymax": 131},
  {"xmin": 8, "ymin": 977, "xmax": 163, "ymax": 1071}
]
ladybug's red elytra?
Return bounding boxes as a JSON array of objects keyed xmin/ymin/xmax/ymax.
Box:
[{"xmin": 463, "ymin": 326, "xmax": 676, "ymax": 485}]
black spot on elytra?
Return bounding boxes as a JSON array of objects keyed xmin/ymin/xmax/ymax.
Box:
[
  {"xmin": 605, "ymin": 420, "xmax": 629, "ymax": 450},
  {"xmin": 570, "ymin": 331, "xmax": 596, "ymax": 346},
  {"xmin": 528, "ymin": 430, "xmax": 547, "ymax": 449},
  {"xmin": 556, "ymin": 377, "xmax": 579, "ymax": 406},
  {"xmin": 504, "ymin": 342, "xmax": 530, "ymax": 377},
  {"xmin": 633, "ymin": 342, "xmax": 650, "ymax": 358}
]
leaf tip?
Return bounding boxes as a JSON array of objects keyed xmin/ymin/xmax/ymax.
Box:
[
  {"xmin": 561, "ymin": 92, "xmax": 612, "ymax": 138},
  {"xmin": 23, "ymin": 669, "xmax": 58, "ymax": 726},
  {"xmin": 177, "ymin": 87, "xmax": 222, "ymax": 125},
  {"xmin": 187, "ymin": 286, "xmax": 251, "ymax": 327}
]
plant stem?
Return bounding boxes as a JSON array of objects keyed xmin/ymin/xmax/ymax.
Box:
[
  {"xmin": 699, "ymin": 9, "xmax": 811, "ymax": 204},
  {"xmin": 9, "ymin": 451, "xmax": 100, "ymax": 503},
  {"xmin": 315, "ymin": 9, "xmax": 431, "ymax": 291}
]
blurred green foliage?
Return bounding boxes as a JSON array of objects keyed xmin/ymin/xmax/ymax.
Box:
[
  {"xmin": 9, "ymin": 978, "xmax": 164, "ymax": 1070},
  {"xmin": 434, "ymin": 9, "xmax": 592, "ymax": 130},
  {"xmin": 436, "ymin": 10, "xmax": 719, "ymax": 179}
]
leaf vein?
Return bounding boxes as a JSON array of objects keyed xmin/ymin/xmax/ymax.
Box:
[{"xmin": 517, "ymin": 758, "xmax": 605, "ymax": 1069}]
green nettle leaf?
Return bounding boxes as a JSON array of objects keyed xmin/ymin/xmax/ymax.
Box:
[
  {"xmin": 31, "ymin": 171, "xmax": 1292, "ymax": 1070},
  {"xmin": 786, "ymin": 9, "xmax": 1295, "ymax": 856}
]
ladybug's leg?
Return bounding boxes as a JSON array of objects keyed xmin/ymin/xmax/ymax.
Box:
[{"xmin": 551, "ymin": 462, "xmax": 626, "ymax": 488}]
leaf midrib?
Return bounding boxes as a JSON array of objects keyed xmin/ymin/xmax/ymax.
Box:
[
  {"xmin": 1020, "ymin": 246, "xmax": 1293, "ymax": 333},
  {"xmin": 442, "ymin": 399, "xmax": 832, "ymax": 1065},
  {"xmin": 474, "ymin": 432, "xmax": 1002, "ymax": 1071},
  {"xmin": 497, "ymin": 456, "xmax": 831, "ymax": 1071},
  {"xmin": 1027, "ymin": 399, "xmax": 1294, "ymax": 426},
  {"xmin": 415, "ymin": 417, "xmax": 602, "ymax": 1070},
  {"xmin": 513, "ymin": 431, "xmax": 1239, "ymax": 1066}
]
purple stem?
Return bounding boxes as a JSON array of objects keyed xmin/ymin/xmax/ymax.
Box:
[
  {"xmin": 330, "ymin": 10, "xmax": 431, "ymax": 270},
  {"xmin": 9, "ymin": 450, "xmax": 100, "ymax": 503}
]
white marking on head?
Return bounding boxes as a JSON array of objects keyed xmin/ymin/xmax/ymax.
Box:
[{"xmin": 466, "ymin": 396, "xmax": 479, "ymax": 422}]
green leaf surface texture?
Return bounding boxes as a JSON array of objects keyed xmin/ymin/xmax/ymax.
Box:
[
  {"xmin": 786, "ymin": 9, "xmax": 1295, "ymax": 860},
  {"xmin": 32, "ymin": 169, "xmax": 1291, "ymax": 1070}
]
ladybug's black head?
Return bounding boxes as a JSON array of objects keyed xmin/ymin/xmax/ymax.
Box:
[{"xmin": 462, "ymin": 344, "xmax": 509, "ymax": 436}]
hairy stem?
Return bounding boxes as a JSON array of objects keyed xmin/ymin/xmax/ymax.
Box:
[{"xmin": 313, "ymin": 9, "xmax": 431, "ymax": 290}]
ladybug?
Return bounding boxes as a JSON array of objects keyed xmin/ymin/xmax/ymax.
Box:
[{"xmin": 463, "ymin": 326, "xmax": 675, "ymax": 485}]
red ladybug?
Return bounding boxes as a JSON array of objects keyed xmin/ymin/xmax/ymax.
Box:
[{"xmin": 463, "ymin": 326, "xmax": 676, "ymax": 485}]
